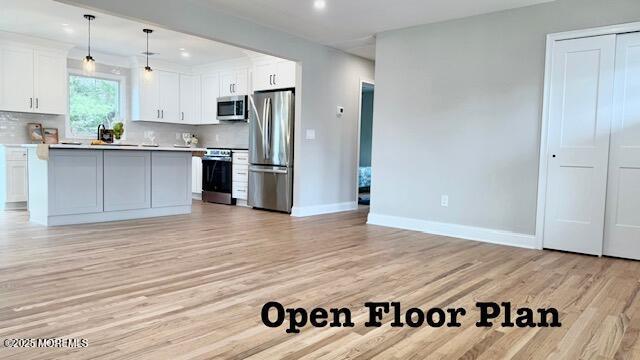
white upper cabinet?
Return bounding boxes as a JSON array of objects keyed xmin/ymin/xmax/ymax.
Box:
[
  {"xmin": 0, "ymin": 44, "xmax": 67, "ymax": 115},
  {"xmin": 1, "ymin": 47, "xmax": 34, "ymax": 113},
  {"xmin": 252, "ymin": 58, "xmax": 296, "ymax": 92},
  {"xmin": 133, "ymin": 68, "xmax": 181, "ymax": 123},
  {"xmin": 158, "ymin": 70, "xmax": 180, "ymax": 122},
  {"xmin": 219, "ymin": 69, "xmax": 248, "ymax": 97},
  {"xmin": 134, "ymin": 67, "xmax": 203, "ymax": 124},
  {"xmin": 137, "ymin": 68, "xmax": 160, "ymax": 121},
  {"xmin": 179, "ymin": 74, "xmax": 201, "ymax": 124},
  {"xmin": 34, "ymin": 50, "xmax": 67, "ymax": 115},
  {"xmin": 201, "ymin": 73, "xmax": 220, "ymax": 125}
]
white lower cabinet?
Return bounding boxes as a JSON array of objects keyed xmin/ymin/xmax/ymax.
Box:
[
  {"xmin": 151, "ymin": 152, "xmax": 192, "ymax": 208},
  {"xmin": 6, "ymin": 161, "xmax": 27, "ymax": 202},
  {"xmin": 104, "ymin": 151, "xmax": 151, "ymax": 211},
  {"xmin": 232, "ymin": 150, "xmax": 249, "ymax": 204},
  {"xmin": 192, "ymin": 156, "xmax": 203, "ymax": 197},
  {"xmin": 48, "ymin": 150, "xmax": 104, "ymax": 216},
  {"xmin": 1, "ymin": 146, "xmax": 28, "ymax": 209}
]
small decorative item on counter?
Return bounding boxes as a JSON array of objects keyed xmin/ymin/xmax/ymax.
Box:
[
  {"xmin": 91, "ymin": 140, "xmax": 107, "ymax": 145},
  {"xmin": 97, "ymin": 124, "xmax": 114, "ymax": 143},
  {"xmin": 182, "ymin": 132, "xmax": 192, "ymax": 147},
  {"xmin": 191, "ymin": 134, "xmax": 199, "ymax": 146},
  {"xmin": 43, "ymin": 128, "xmax": 59, "ymax": 144},
  {"xmin": 113, "ymin": 122, "xmax": 124, "ymax": 144},
  {"xmin": 27, "ymin": 123, "xmax": 45, "ymax": 144},
  {"xmin": 143, "ymin": 130, "xmax": 157, "ymax": 146}
]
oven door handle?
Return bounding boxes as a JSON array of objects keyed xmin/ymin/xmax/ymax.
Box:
[{"xmin": 250, "ymin": 167, "xmax": 287, "ymax": 174}]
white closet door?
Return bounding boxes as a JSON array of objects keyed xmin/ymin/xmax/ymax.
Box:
[
  {"xmin": 604, "ymin": 32, "xmax": 640, "ymax": 260},
  {"xmin": 543, "ymin": 35, "xmax": 616, "ymax": 255}
]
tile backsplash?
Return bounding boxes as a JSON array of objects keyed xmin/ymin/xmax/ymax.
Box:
[
  {"xmin": 198, "ymin": 123, "xmax": 249, "ymax": 149},
  {"xmin": 0, "ymin": 110, "xmax": 249, "ymax": 149},
  {"xmin": 0, "ymin": 112, "xmax": 65, "ymax": 144}
]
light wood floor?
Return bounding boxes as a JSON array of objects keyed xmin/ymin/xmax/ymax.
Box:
[{"xmin": 1, "ymin": 203, "xmax": 640, "ymax": 359}]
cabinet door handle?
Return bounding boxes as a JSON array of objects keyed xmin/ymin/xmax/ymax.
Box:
[
  {"xmin": 29, "ymin": 98, "xmax": 33, "ymax": 109},
  {"xmin": 182, "ymin": 112, "xmax": 184, "ymax": 121},
  {"xmin": 273, "ymin": 74, "xmax": 276, "ymax": 85},
  {"xmin": 161, "ymin": 110, "xmax": 164, "ymax": 119},
  {"xmin": 36, "ymin": 98, "xmax": 39, "ymax": 109},
  {"xmin": 269, "ymin": 75, "xmax": 273, "ymax": 85},
  {"xmin": 157, "ymin": 109, "xmax": 160, "ymax": 118}
]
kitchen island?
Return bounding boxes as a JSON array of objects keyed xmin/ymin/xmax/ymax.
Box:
[{"xmin": 24, "ymin": 144, "xmax": 206, "ymax": 226}]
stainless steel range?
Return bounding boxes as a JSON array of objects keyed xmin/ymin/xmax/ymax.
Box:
[{"xmin": 202, "ymin": 148, "xmax": 235, "ymax": 205}]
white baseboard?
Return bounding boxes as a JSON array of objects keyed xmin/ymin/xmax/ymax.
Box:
[
  {"xmin": 291, "ymin": 201, "xmax": 358, "ymax": 217},
  {"xmin": 192, "ymin": 192, "xmax": 202, "ymax": 201},
  {"xmin": 367, "ymin": 213, "xmax": 537, "ymax": 250}
]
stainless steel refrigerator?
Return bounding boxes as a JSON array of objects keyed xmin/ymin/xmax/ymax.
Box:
[{"xmin": 248, "ymin": 90, "xmax": 294, "ymax": 213}]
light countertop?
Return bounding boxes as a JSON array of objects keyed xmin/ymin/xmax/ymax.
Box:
[{"xmin": 22, "ymin": 144, "xmax": 207, "ymax": 152}]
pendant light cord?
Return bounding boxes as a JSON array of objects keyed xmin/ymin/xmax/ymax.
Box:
[
  {"xmin": 87, "ymin": 17, "xmax": 91, "ymax": 57},
  {"xmin": 146, "ymin": 31, "xmax": 149, "ymax": 68}
]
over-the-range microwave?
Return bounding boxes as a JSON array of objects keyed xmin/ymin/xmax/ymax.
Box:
[{"xmin": 217, "ymin": 95, "xmax": 248, "ymax": 121}]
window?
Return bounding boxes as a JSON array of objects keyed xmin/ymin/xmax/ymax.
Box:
[{"xmin": 67, "ymin": 73, "xmax": 122, "ymax": 138}]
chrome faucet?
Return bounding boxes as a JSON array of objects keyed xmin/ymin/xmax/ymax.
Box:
[{"xmin": 97, "ymin": 124, "xmax": 105, "ymax": 140}]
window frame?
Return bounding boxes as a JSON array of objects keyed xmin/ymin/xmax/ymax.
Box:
[{"xmin": 66, "ymin": 69, "xmax": 127, "ymax": 140}]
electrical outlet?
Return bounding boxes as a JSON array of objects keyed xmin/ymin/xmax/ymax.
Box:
[
  {"xmin": 305, "ymin": 129, "xmax": 316, "ymax": 140},
  {"xmin": 336, "ymin": 106, "xmax": 344, "ymax": 117},
  {"xmin": 441, "ymin": 195, "xmax": 449, "ymax": 207}
]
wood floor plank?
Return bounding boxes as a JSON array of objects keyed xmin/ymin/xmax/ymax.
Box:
[{"xmin": 1, "ymin": 203, "xmax": 640, "ymax": 359}]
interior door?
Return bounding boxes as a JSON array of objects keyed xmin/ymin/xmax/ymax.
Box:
[
  {"xmin": 604, "ymin": 32, "xmax": 640, "ymax": 260},
  {"xmin": 34, "ymin": 50, "xmax": 66, "ymax": 115},
  {"xmin": 158, "ymin": 70, "xmax": 180, "ymax": 122},
  {"xmin": 543, "ymin": 35, "xmax": 616, "ymax": 255},
  {"xmin": 2, "ymin": 47, "xmax": 34, "ymax": 113}
]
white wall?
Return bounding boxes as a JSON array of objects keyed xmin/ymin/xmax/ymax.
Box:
[
  {"xmin": 371, "ymin": 0, "xmax": 640, "ymax": 238},
  {"xmin": 61, "ymin": 0, "xmax": 375, "ymax": 213}
]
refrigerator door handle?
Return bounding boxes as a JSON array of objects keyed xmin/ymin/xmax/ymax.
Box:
[
  {"xmin": 265, "ymin": 97, "xmax": 272, "ymax": 158},
  {"xmin": 250, "ymin": 167, "xmax": 288, "ymax": 174},
  {"xmin": 262, "ymin": 98, "xmax": 268, "ymax": 159}
]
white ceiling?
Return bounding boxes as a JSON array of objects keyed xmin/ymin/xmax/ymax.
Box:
[
  {"xmin": 0, "ymin": 0, "xmax": 259, "ymax": 66},
  {"xmin": 200, "ymin": 0, "xmax": 555, "ymax": 59}
]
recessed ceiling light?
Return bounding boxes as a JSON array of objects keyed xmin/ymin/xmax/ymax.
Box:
[
  {"xmin": 313, "ymin": 0, "xmax": 326, "ymax": 10},
  {"xmin": 63, "ymin": 27, "xmax": 74, "ymax": 34},
  {"xmin": 179, "ymin": 48, "xmax": 185, "ymax": 51},
  {"xmin": 181, "ymin": 52, "xmax": 190, "ymax": 58},
  {"xmin": 61, "ymin": 23, "xmax": 69, "ymax": 26}
]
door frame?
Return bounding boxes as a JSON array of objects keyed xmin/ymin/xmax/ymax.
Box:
[
  {"xmin": 535, "ymin": 21, "xmax": 640, "ymax": 250},
  {"xmin": 355, "ymin": 78, "xmax": 375, "ymax": 205}
]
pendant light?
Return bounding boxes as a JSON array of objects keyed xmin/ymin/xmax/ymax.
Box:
[
  {"xmin": 143, "ymin": 29, "xmax": 153, "ymax": 73},
  {"xmin": 82, "ymin": 14, "xmax": 96, "ymax": 74}
]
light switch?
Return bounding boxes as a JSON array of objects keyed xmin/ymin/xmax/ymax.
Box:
[
  {"xmin": 305, "ymin": 129, "xmax": 316, "ymax": 140},
  {"xmin": 441, "ymin": 195, "xmax": 449, "ymax": 207},
  {"xmin": 337, "ymin": 106, "xmax": 344, "ymax": 117}
]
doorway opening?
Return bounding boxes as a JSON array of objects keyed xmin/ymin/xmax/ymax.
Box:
[{"xmin": 357, "ymin": 81, "xmax": 374, "ymax": 207}]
